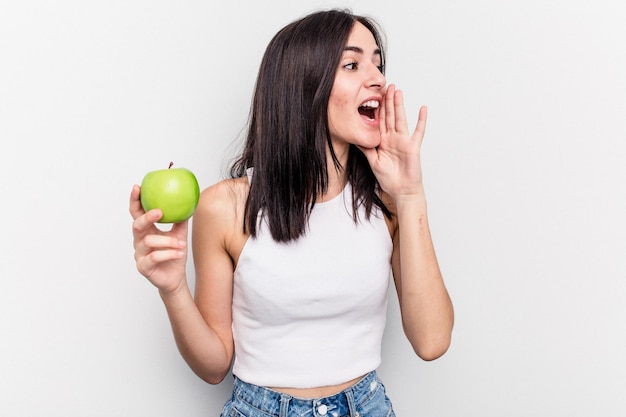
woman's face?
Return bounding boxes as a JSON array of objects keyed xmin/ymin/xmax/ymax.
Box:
[{"xmin": 328, "ymin": 22, "xmax": 386, "ymax": 154}]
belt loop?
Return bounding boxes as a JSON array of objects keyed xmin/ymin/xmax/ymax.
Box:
[
  {"xmin": 279, "ymin": 394, "xmax": 291, "ymax": 417},
  {"xmin": 345, "ymin": 389, "xmax": 359, "ymax": 417}
]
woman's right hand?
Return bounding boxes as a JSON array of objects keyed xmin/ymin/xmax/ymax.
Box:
[{"xmin": 130, "ymin": 184, "xmax": 189, "ymax": 295}]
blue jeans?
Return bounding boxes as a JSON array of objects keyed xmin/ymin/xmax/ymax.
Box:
[{"xmin": 220, "ymin": 371, "xmax": 395, "ymax": 417}]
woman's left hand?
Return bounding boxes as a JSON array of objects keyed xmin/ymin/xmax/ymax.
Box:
[{"xmin": 358, "ymin": 84, "xmax": 427, "ymax": 199}]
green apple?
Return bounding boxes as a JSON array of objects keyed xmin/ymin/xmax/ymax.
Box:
[{"xmin": 140, "ymin": 163, "xmax": 200, "ymax": 223}]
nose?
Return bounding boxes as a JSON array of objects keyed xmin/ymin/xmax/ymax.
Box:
[{"xmin": 367, "ymin": 62, "xmax": 386, "ymax": 89}]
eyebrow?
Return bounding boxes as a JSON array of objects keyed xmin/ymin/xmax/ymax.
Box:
[{"xmin": 343, "ymin": 46, "xmax": 381, "ymax": 56}]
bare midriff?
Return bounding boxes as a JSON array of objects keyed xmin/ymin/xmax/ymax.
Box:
[{"xmin": 269, "ymin": 374, "xmax": 364, "ymax": 399}]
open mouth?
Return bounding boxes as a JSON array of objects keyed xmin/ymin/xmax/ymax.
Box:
[{"xmin": 358, "ymin": 100, "xmax": 380, "ymax": 121}]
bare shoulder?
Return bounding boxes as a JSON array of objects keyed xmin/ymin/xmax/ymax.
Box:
[
  {"xmin": 193, "ymin": 177, "xmax": 249, "ymax": 262},
  {"xmin": 196, "ymin": 177, "xmax": 249, "ymax": 220},
  {"xmin": 191, "ymin": 178, "xmax": 249, "ymax": 363}
]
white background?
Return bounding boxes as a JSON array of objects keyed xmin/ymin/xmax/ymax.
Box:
[{"xmin": 1, "ymin": 0, "xmax": 625, "ymax": 416}]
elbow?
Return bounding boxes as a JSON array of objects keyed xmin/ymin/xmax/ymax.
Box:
[
  {"xmin": 405, "ymin": 325, "xmax": 453, "ymax": 361},
  {"xmin": 188, "ymin": 359, "xmax": 232, "ymax": 385},
  {"xmin": 404, "ymin": 306, "xmax": 455, "ymax": 361},
  {"xmin": 204, "ymin": 373, "xmax": 228, "ymax": 385},
  {"xmin": 413, "ymin": 337, "xmax": 451, "ymax": 361},
  {"xmin": 196, "ymin": 366, "xmax": 231, "ymax": 385}
]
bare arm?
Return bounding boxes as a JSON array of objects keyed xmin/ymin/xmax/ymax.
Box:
[
  {"xmin": 130, "ymin": 182, "xmax": 236, "ymax": 383},
  {"xmin": 389, "ymin": 194, "xmax": 453, "ymax": 360},
  {"xmin": 360, "ymin": 85, "xmax": 454, "ymax": 360}
]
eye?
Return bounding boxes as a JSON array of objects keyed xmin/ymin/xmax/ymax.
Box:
[{"xmin": 343, "ymin": 61, "xmax": 358, "ymax": 70}]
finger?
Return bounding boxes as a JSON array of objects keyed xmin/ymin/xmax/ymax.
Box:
[
  {"xmin": 132, "ymin": 209, "xmax": 163, "ymax": 235},
  {"xmin": 393, "ymin": 89, "xmax": 409, "ymax": 134},
  {"xmin": 384, "ymin": 84, "xmax": 396, "ymax": 132},
  {"xmin": 129, "ymin": 185, "xmax": 145, "ymax": 220},
  {"xmin": 136, "ymin": 249, "xmax": 185, "ymax": 275},
  {"xmin": 413, "ymin": 105, "xmax": 428, "ymax": 141},
  {"xmin": 378, "ymin": 88, "xmax": 387, "ymax": 134},
  {"xmin": 356, "ymin": 145, "xmax": 379, "ymax": 169},
  {"xmin": 171, "ymin": 219, "xmax": 190, "ymax": 242},
  {"xmin": 140, "ymin": 234, "xmax": 187, "ymax": 252}
]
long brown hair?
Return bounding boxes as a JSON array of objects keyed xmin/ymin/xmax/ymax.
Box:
[{"xmin": 230, "ymin": 9, "xmax": 391, "ymax": 242}]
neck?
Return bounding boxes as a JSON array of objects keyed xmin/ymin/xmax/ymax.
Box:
[{"xmin": 320, "ymin": 144, "xmax": 349, "ymax": 202}]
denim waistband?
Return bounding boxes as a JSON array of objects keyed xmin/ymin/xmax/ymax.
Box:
[{"xmin": 231, "ymin": 371, "xmax": 380, "ymax": 417}]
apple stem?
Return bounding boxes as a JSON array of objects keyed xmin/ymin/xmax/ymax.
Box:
[{"xmin": 168, "ymin": 162, "xmax": 173, "ymax": 169}]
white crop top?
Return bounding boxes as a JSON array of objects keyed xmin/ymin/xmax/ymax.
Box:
[{"xmin": 231, "ymin": 181, "xmax": 393, "ymax": 388}]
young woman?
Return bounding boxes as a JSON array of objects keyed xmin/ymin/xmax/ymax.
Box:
[{"xmin": 130, "ymin": 9, "xmax": 453, "ymax": 417}]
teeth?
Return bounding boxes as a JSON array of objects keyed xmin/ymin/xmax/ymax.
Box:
[{"xmin": 360, "ymin": 100, "xmax": 379, "ymax": 109}]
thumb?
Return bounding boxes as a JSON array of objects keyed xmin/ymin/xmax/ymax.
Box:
[
  {"xmin": 357, "ymin": 145, "xmax": 378, "ymax": 168},
  {"xmin": 171, "ymin": 218, "xmax": 190, "ymax": 238}
]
